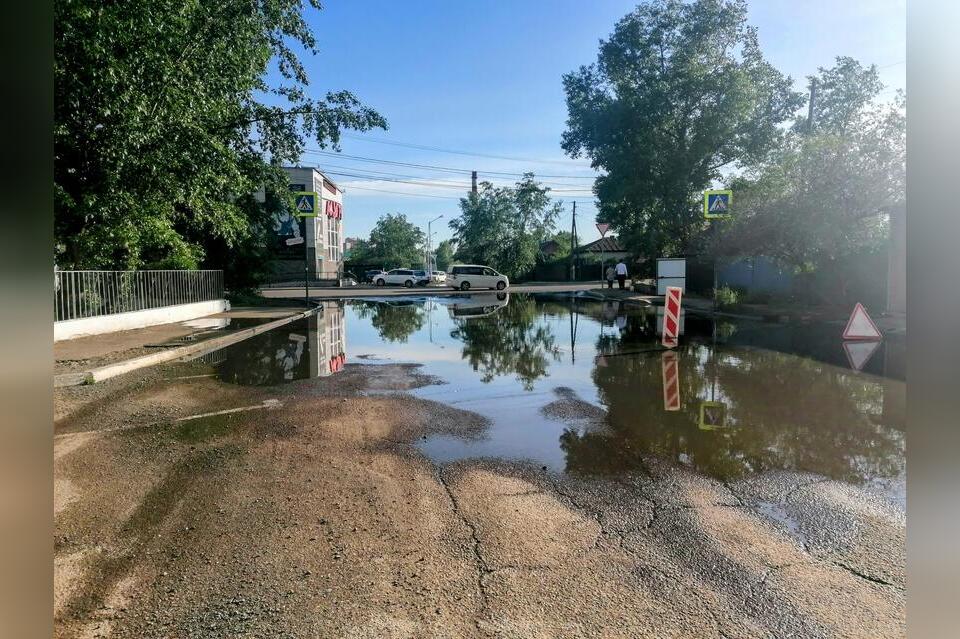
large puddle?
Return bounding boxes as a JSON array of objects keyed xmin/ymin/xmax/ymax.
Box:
[{"xmin": 192, "ymin": 293, "xmax": 906, "ymax": 504}]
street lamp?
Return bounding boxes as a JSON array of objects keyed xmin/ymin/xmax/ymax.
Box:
[{"xmin": 426, "ymin": 215, "xmax": 444, "ymax": 277}]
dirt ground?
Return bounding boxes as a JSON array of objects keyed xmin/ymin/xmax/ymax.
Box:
[{"xmin": 54, "ymin": 362, "xmax": 905, "ymax": 638}]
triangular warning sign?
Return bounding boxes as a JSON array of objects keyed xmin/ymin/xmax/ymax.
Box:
[
  {"xmin": 842, "ymin": 303, "xmax": 882, "ymax": 340},
  {"xmin": 843, "ymin": 340, "xmax": 880, "ymax": 371},
  {"xmin": 296, "ymin": 196, "xmax": 312, "ymax": 212},
  {"xmin": 596, "ymin": 223, "xmax": 610, "ymax": 237},
  {"xmin": 709, "ymin": 196, "xmax": 728, "ymax": 212}
]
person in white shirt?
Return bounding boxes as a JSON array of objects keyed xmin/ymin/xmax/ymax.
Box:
[{"xmin": 615, "ymin": 259, "xmax": 628, "ymax": 289}]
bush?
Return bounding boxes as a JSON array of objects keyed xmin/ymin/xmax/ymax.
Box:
[{"xmin": 714, "ymin": 285, "xmax": 741, "ymax": 309}]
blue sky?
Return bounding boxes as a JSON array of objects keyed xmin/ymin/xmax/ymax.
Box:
[{"xmin": 289, "ymin": 0, "xmax": 905, "ymax": 245}]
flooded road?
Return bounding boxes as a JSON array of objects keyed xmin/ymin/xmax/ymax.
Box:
[
  {"xmin": 207, "ymin": 293, "xmax": 905, "ymax": 506},
  {"xmin": 54, "ymin": 293, "xmax": 906, "ymax": 638}
]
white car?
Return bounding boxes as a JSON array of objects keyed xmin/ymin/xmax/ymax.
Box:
[
  {"xmin": 430, "ymin": 271, "xmax": 447, "ymax": 284},
  {"xmin": 447, "ymin": 265, "xmax": 509, "ymax": 291},
  {"xmin": 374, "ymin": 269, "xmax": 430, "ymax": 288}
]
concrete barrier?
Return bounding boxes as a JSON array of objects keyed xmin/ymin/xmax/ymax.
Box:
[
  {"xmin": 53, "ymin": 307, "xmax": 315, "ymax": 387},
  {"xmin": 54, "ymin": 300, "xmax": 230, "ymax": 341}
]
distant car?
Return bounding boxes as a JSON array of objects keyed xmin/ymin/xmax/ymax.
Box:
[
  {"xmin": 411, "ymin": 270, "xmax": 431, "ymax": 286},
  {"xmin": 431, "ymin": 271, "xmax": 447, "ymax": 284},
  {"xmin": 447, "ymin": 265, "xmax": 509, "ymax": 291},
  {"xmin": 375, "ymin": 269, "xmax": 429, "ymax": 288},
  {"xmin": 364, "ymin": 269, "xmax": 385, "ymax": 283}
]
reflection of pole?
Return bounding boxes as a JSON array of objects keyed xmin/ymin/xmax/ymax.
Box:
[{"xmin": 569, "ymin": 297, "xmax": 579, "ymax": 364}]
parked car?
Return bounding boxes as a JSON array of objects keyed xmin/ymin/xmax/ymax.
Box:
[
  {"xmin": 374, "ymin": 269, "xmax": 430, "ymax": 288},
  {"xmin": 411, "ymin": 270, "xmax": 431, "ymax": 286},
  {"xmin": 447, "ymin": 265, "xmax": 509, "ymax": 291},
  {"xmin": 364, "ymin": 269, "xmax": 385, "ymax": 283},
  {"xmin": 431, "ymin": 271, "xmax": 447, "ymax": 284}
]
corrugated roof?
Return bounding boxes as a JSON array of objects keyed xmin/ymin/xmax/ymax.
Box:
[{"xmin": 577, "ymin": 236, "xmax": 624, "ymax": 253}]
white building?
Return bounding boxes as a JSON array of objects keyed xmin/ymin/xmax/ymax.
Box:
[{"xmin": 265, "ymin": 166, "xmax": 345, "ymax": 282}]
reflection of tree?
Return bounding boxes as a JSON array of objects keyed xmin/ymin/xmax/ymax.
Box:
[
  {"xmin": 562, "ymin": 342, "xmax": 904, "ymax": 484},
  {"xmin": 450, "ymin": 295, "xmax": 560, "ymax": 390},
  {"xmin": 354, "ymin": 301, "xmax": 425, "ymax": 343}
]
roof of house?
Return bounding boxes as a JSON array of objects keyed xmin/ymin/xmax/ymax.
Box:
[{"xmin": 577, "ymin": 237, "xmax": 625, "ymax": 253}]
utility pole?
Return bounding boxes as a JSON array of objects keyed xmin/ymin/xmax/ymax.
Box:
[
  {"xmin": 807, "ymin": 78, "xmax": 818, "ymax": 133},
  {"xmin": 471, "ymin": 171, "xmax": 478, "ymax": 194},
  {"xmin": 426, "ymin": 215, "xmax": 443, "ymax": 278}
]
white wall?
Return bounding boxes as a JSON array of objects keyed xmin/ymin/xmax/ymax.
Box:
[{"xmin": 54, "ymin": 300, "xmax": 229, "ymax": 341}]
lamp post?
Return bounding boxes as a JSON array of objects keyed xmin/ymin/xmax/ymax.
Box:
[{"xmin": 426, "ymin": 215, "xmax": 444, "ymax": 278}]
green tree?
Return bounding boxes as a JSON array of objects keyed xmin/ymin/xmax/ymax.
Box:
[
  {"xmin": 433, "ymin": 239, "xmax": 456, "ymax": 271},
  {"xmin": 55, "ymin": 0, "xmax": 386, "ymax": 272},
  {"xmin": 561, "ymin": 0, "xmax": 802, "ymax": 258},
  {"xmin": 450, "ymin": 174, "xmax": 562, "ymax": 278},
  {"xmin": 718, "ymin": 59, "xmax": 905, "ymax": 274},
  {"xmin": 367, "ymin": 213, "xmax": 426, "ymax": 268},
  {"xmin": 543, "ymin": 231, "xmax": 574, "ymax": 259}
]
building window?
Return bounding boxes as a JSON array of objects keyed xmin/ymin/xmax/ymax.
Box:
[{"xmin": 327, "ymin": 216, "xmax": 341, "ymax": 262}]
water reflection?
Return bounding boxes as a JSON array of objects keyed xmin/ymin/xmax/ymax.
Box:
[
  {"xmin": 450, "ymin": 294, "xmax": 561, "ymax": 390},
  {"xmin": 564, "ymin": 339, "xmax": 904, "ymax": 484},
  {"xmin": 200, "ymin": 293, "xmax": 905, "ymax": 495},
  {"xmin": 213, "ymin": 301, "xmax": 347, "ymax": 385},
  {"xmin": 354, "ymin": 300, "xmax": 425, "ymax": 343}
]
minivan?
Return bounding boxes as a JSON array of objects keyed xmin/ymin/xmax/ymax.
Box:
[{"xmin": 447, "ymin": 265, "xmax": 509, "ymax": 291}]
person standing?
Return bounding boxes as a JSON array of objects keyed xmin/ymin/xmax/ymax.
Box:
[
  {"xmin": 605, "ymin": 264, "xmax": 616, "ymax": 289},
  {"xmin": 615, "ymin": 259, "xmax": 628, "ymax": 290}
]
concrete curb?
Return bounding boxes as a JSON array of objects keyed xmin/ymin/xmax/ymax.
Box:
[{"xmin": 54, "ymin": 308, "xmax": 315, "ymax": 388}]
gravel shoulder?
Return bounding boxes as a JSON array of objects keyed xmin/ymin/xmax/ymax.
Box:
[{"xmin": 54, "ymin": 363, "xmax": 905, "ymax": 638}]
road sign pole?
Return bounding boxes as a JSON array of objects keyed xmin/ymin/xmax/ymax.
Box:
[{"xmin": 304, "ymin": 235, "xmax": 310, "ymax": 307}]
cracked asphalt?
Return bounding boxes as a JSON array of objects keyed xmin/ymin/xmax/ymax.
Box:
[{"xmin": 54, "ymin": 362, "xmax": 904, "ymax": 638}]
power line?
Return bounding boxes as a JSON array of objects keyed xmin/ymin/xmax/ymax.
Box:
[
  {"xmin": 316, "ymin": 162, "xmax": 595, "ymax": 190},
  {"xmin": 341, "ymin": 133, "xmax": 594, "ymax": 167},
  {"xmin": 344, "ymin": 183, "xmax": 599, "ymax": 204},
  {"xmin": 302, "ymin": 148, "xmax": 599, "ymax": 179},
  {"xmin": 322, "ymin": 168, "xmax": 594, "ymax": 194}
]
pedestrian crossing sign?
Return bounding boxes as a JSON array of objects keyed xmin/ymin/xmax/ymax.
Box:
[
  {"xmin": 704, "ymin": 189, "xmax": 732, "ymax": 219},
  {"xmin": 293, "ymin": 191, "xmax": 318, "ymax": 217}
]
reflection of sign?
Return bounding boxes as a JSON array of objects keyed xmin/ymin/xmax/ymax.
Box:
[
  {"xmin": 699, "ymin": 401, "xmax": 727, "ymax": 430},
  {"xmin": 294, "ymin": 191, "xmax": 318, "ymax": 217},
  {"xmin": 704, "ymin": 189, "xmax": 732, "ymax": 219},
  {"xmin": 328, "ymin": 353, "xmax": 346, "ymax": 373},
  {"xmin": 596, "ymin": 222, "xmax": 610, "ymax": 237},
  {"xmin": 662, "ymin": 286, "xmax": 683, "ymax": 348},
  {"xmin": 285, "ymin": 237, "xmax": 304, "ymax": 246},
  {"xmin": 843, "ymin": 340, "xmax": 880, "ymax": 371},
  {"xmin": 661, "ymin": 351, "xmax": 680, "ymax": 411},
  {"xmin": 842, "ymin": 303, "xmax": 882, "ymax": 340}
]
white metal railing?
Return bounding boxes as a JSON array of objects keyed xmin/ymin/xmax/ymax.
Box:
[{"xmin": 54, "ymin": 269, "xmax": 224, "ymax": 322}]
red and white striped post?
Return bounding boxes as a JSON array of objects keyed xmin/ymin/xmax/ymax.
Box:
[
  {"xmin": 661, "ymin": 350, "xmax": 681, "ymax": 411},
  {"xmin": 662, "ymin": 286, "xmax": 683, "ymax": 348}
]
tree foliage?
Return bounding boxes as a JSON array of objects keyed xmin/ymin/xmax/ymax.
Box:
[
  {"xmin": 433, "ymin": 239, "xmax": 456, "ymax": 271},
  {"xmin": 719, "ymin": 58, "xmax": 905, "ymax": 270},
  {"xmin": 55, "ymin": 0, "xmax": 386, "ymax": 271},
  {"xmin": 450, "ymin": 174, "xmax": 562, "ymax": 278},
  {"xmin": 350, "ymin": 213, "xmax": 426, "ymax": 268},
  {"xmin": 561, "ymin": 0, "xmax": 802, "ymax": 257}
]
